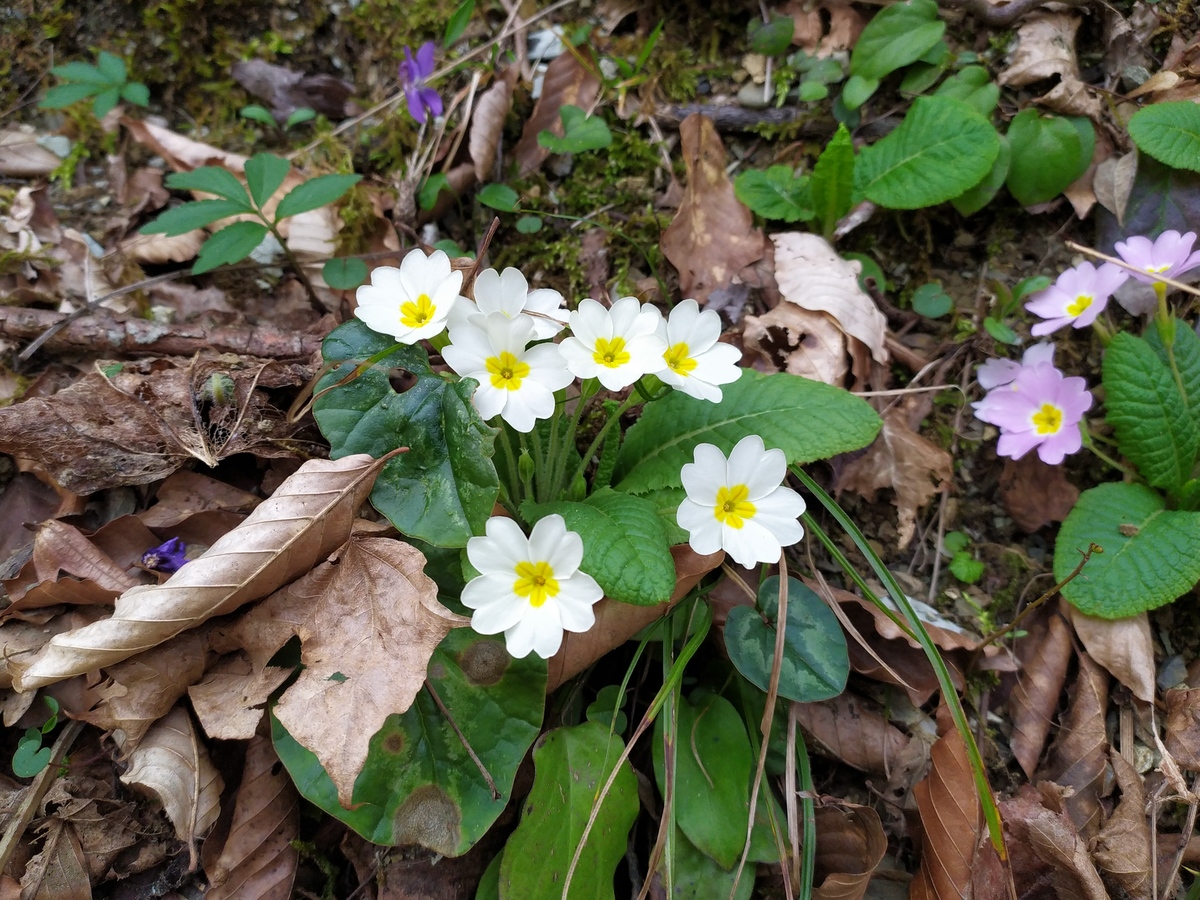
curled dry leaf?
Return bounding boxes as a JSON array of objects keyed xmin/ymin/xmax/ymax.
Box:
[
  {"xmin": 202, "ymin": 734, "xmax": 299, "ymax": 900},
  {"xmin": 470, "ymin": 67, "xmax": 519, "ymax": 182},
  {"xmin": 18, "ymin": 819, "xmax": 91, "ymax": 900},
  {"xmin": 1092, "ymin": 750, "xmax": 1153, "ymax": 900},
  {"xmin": 661, "ymin": 114, "xmax": 766, "ymax": 306},
  {"xmin": 999, "ymin": 786, "xmax": 1109, "ymax": 900},
  {"xmin": 998, "ymin": 13, "xmax": 1101, "ymax": 119},
  {"xmin": 188, "ymin": 653, "xmax": 292, "ymax": 741},
  {"xmin": 220, "ymin": 535, "xmax": 466, "ymax": 807},
  {"xmin": 812, "ymin": 803, "xmax": 887, "ymax": 900},
  {"xmin": 514, "ymin": 51, "xmax": 602, "ymax": 177},
  {"xmin": 117, "ymin": 229, "xmax": 206, "ymax": 265},
  {"xmin": 909, "ymin": 724, "xmax": 980, "ymax": 900},
  {"xmin": 999, "ymin": 454, "xmax": 1080, "ymax": 532},
  {"xmin": 1165, "ymin": 685, "xmax": 1200, "ymax": 770},
  {"xmin": 2, "ymin": 520, "xmax": 141, "ymax": 615},
  {"xmin": 1068, "ymin": 606, "xmax": 1155, "ymax": 702},
  {"xmin": 1047, "ymin": 652, "xmax": 1109, "ymax": 838},
  {"xmin": 793, "ymin": 692, "xmax": 913, "ymax": 775},
  {"xmin": 1008, "ymin": 605, "xmax": 1074, "ymax": 779},
  {"xmin": 0, "ymin": 611, "xmax": 103, "ymax": 690},
  {"xmin": 743, "ymin": 305, "xmax": 850, "ymax": 386},
  {"xmin": 11, "ymin": 452, "xmax": 395, "ymax": 692}
]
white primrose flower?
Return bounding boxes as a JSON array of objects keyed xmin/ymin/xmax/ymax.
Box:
[
  {"xmin": 559, "ymin": 297, "xmax": 668, "ymax": 391},
  {"xmin": 462, "ymin": 514, "xmax": 603, "ymax": 659},
  {"xmin": 354, "ymin": 247, "xmax": 463, "ymax": 344},
  {"xmin": 677, "ymin": 435, "xmax": 806, "ymax": 568},
  {"xmin": 448, "ymin": 266, "xmax": 568, "ymax": 340},
  {"xmin": 442, "ymin": 312, "xmax": 573, "ymax": 432},
  {"xmin": 656, "ymin": 299, "xmax": 743, "ymax": 402}
]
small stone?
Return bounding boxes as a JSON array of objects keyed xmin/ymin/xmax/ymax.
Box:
[
  {"xmin": 36, "ymin": 135, "xmax": 72, "ymax": 159},
  {"xmin": 736, "ymin": 82, "xmax": 772, "ymax": 109}
]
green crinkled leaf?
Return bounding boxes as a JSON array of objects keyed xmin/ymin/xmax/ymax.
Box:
[
  {"xmin": 613, "ymin": 369, "xmax": 880, "ymax": 495},
  {"xmin": 811, "ymin": 125, "xmax": 855, "ymax": 237},
  {"xmin": 1128, "ymin": 101, "xmax": 1200, "ymax": 174},
  {"xmin": 523, "ymin": 488, "xmax": 675, "ymax": 606},
  {"xmin": 850, "ymin": 0, "xmax": 946, "ymax": 81},
  {"xmin": 935, "ymin": 65, "xmax": 999, "ymax": 117},
  {"xmin": 854, "ymin": 96, "xmax": 999, "ymax": 209},
  {"xmin": 1005, "ymin": 110, "xmax": 1093, "ymax": 206},
  {"xmin": 499, "ymin": 722, "xmax": 638, "ymax": 900},
  {"xmin": 313, "ymin": 319, "xmax": 500, "ymax": 547},
  {"xmin": 274, "ymin": 172, "xmax": 361, "ymax": 220},
  {"xmin": 538, "ymin": 105, "xmax": 613, "ymax": 154},
  {"xmin": 1146, "ymin": 317, "xmax": 1200, "ymax": 436},
  {"xmin": 1103, "ymin": 331, "xmax": 1198, "ymax": 495},
  {"xmin": 273, "ymin": 629, "xmax": 546, "ymax": 852},
  {"xmin": 193, "ymin": 220, "xmax": 268, "ymax": 274},
  {"xmin": 653, "ymin": 694, "xmax": 752, "ymax": 869},
  {"xmin": 723, "ymin": 576, "xmax": 849, "ymax": 702},
  {"xmin": 733, "ymin": 166, "xmax": 813, "ymax": 222},
  {"xmin": 1056, "ymin": 482, "xmax": 1200, "ymax": 617}
]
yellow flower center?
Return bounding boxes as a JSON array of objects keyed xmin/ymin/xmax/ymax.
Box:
[
  {"xmin": 1066, "ymin": 294, "xmax": 1093, "ymax": 317},
  {"xmin": 664, "ymin": 342, "xmax": 697, "ymax": 376},
  {"xmin": 1031, "ymin": 403, "xmax": 1063, "ymax": 435},
  {"xmin": 513, "ymin": 560, "xmax": 559, "ymax": 608},
  {"xmin": 486, "ymin": 351, "xmax": 530, "ymax": 391},
  {"xmin": 593, "ymin": 336, "xmax": 631, "ymax": 369},
  {"xmin": 1146, "ymin": 263, "xmax": 1171, "ymax": 274},
  {"xmin": 713, "ymin": 484, "xmax": 756, "ymax": 529},
  {"xmin": 400, "ymin": 293, "xmax": 436, "ymax": 329}
]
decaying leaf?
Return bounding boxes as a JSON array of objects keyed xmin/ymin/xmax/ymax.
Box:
[
  {"xmin": 18, "ymin": 819, "xmax": 91, "ymax": 900},
  {"xmin": 837, "ymin": 404, "xmax": 952, "ymax": 548},
  {"xmin": 1009, "ymin": 605, "xmax": 1074, "ymax": 779},
  {"xmin": 998, "ymin": 13, "xmax": 1101, "ymax": 118},
  {"xmin": 910, "ymin": 724, "xmax": 981, "ymax": 900},
  {"xmin": 812, "ymin": 803, "xmax": 887, "ymax": 900},
  {"xmin": 203, "ymin": 734, "xmax": 299, "ymax": 900},
  {"xmin": 793, "ymin": 692, "xmax": 914, "ymax": 775},
  {"xmin": 0, "ymin": 129, "xmax": 61, "ymax": 178},
  {"xmin": 1165, "ymin": 684, "xmax": 1200, "ymax": 770},
  {"xmin": 139, "ymin": 470, "xmax": 261, "ymax": 529},
  {"xmin": 0, "ymin": 611, "xmax": 103, "ymax": 691},
  {"xmin": 1093, "ymin": 151, "xmax": 1138, "ymax": 226},
  {"xmin": 743, "ymin": 305, "xmax": 850, "ymax": 386},
  {"xmin": 1068, "ymin": 606, "xmax": 1155, "ymax": 702},
  {"xmin": 37, "ymin": 775, "xmax": 141, "ymax": 880},
  {"xmin": 514, "ymin": 51, "xmax": 602, "ymax": 177},
  {"xmin": 11, "ymin": 453, "xmax": 395, "ymax": 691},
  {"xmin": 220, "ymin": 536, "xmax": 466, "ymax": 806},
  {"xmin": 999, "ymin": 455, "xmax": 1080, "ymax": 532},
  {"xmin": 785, "ymin": 0, "xmax": 866, "ymax": 58},
  {"xmin": 188, "ymin": 653, "xmax": 292, "ymax": 741},
  {"xmin": 232, "ymin": 59, "xmax": 356, "ymax": 123},
  {"xmin": 0, "ymin": 354, "xmax": 310, "ymax": 495},
  {"xmin": 470, "ymin": 67, "xmax": 519, "ymax": 182},
  {"xmin": 999, "ymin": 786, "xmax": 1109, "ymax": 900},
  {"xmin": 1047, "ymin": 652, "xmax": 1109, "ymax": 837},
  {"xmin": 1092, "ymin": 750, "xmax": 1152, "ymax": 900},
  {"xmin": 661, "ymin": 114, "xmax": 766, "ymax": 305},
  {"xmin": 117, "ymin": 229, "xmax": 206, "ymax": 265}
]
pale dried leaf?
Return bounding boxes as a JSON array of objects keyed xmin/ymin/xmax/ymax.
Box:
[
  {"xmin": 11, "ymin": 453, "xmax": 394, "ymax": 691},
  {"xmin": 38, "ymin": 775, "xmax": 140, "ymax": 880},
  {"xmin": 909, "ymin": 725, "xmax": 980, "ymax": 900},
  {"xmin": 1009, "ymin": 606, "xmax": 1074, "ymax": 778},
  {"xmin": 1047, "ymin": 652, "xmax": 1109, "ymax": 837},
  {"xmin": 1127, "ymin": 70, "xmax": 1181, "ymax": 98},
  {"xmin": 1000, "ymin": 455, "xmax": 1080, "ymax": 532},
  {"xmin": 743, "ymin": 306, "xmax": 849, "ymax": 386},
  {"xmin": 2, "ymin": 520, "xmax": 138, "ymax": 615},
  {"xmin": 1165, "ymin": 686, "xmax": 1200, "ymax": 770},
  {"xmin": 203, "ymin": 735, "xmax": 298, "ymax": 900},
  {"xmin": 0, "ymin": 130, "xmax": 61, "ymax": 178},
  {"xmin": 1001, "ymin": 787, "xmax": 1109, "ymax": 900},
  {"xmin": 122, "ymin": 118, "xmax": 248, "ymax": 173},
  {"xmin": 139, "ymin": 470, "xmax": 261, "ymax": 529},
  {"xmin": 470, "ymin": 67, "xmax": 518, "ymax": 182},
  {"xmin": 188, "ymin": 654, "xmax": 291, "ymax": 741},
  {"xmin": 19, "ymin": 820, "xmax": 90, "ymax": 900},
  {"xmin": 661, "ymin": 114, "xmax": 765, "ymax": 305},
  {"xmin": 1092, "ymin": 750, "xmax": 1153, "ymax": 900},
  {"xmin": 120, "ymin": 705, "xmax": 223, "ymax": 868},
  {"xmin": 1068, "ymin": 606, "xmax": 1155, "ymax": 702},
  {"xmin": 998, "ymin": 13, "xmax": 1083, "ymax": 88},
  {"xmin": 514, "ymin": 52, "xmax": 601, "ymax": 177},
  {"xmin": 1038, "ymin": 73, "xmax": 1103, "ymax": 119},
  {"xmin": 118, "ymin": 229, "xmax": 206, "ymax": 265},
  {"xmin": 793, "ymin": 693, "xmax": 913, "ymax": 775},
  {"xmin": 1093, "ymin": 152, "xmax": 1138, "ymax": 226},
  {"xmin": 812, "ymin": 803, "xmax": 886, "ymax": 900},
  {"xmin": 0, "ymin": 611, "xmax": 104, "ymax": 690}
]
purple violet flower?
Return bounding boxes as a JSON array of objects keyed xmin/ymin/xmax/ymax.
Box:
[
  {"xmin": 141, "ymin": 537, "xmax": 188, "ymax": 574},
  {"xmin": 1114, "ymin": 230, "xmax": 1200, "ymax": 284},
  {"xmin": 976, "ymin": 342, "xmax": 1055, "ymax": 392},
  {"xmin": 399, "ymin": 42, "xmax": 443, "ymax": 125},
  {"xmin": 972, "ymin": 361, "xmax": 1092, "ymax": 465},
  {"xmin": 1024, "ymin": 262, "xmax": 1128, "ymax": 336}
]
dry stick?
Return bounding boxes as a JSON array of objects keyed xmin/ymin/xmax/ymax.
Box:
[
  {"xmin": 464, "ymin": 217, "xmax": 502, "ymax": 295},
  {"xmin": 785, "ymin": 704, "xmax": 801, "ymax": 897},
  {"xmin": 730, "ymin": 554, "xmax": 792, "ymax": 900},
  {"xmin": 425, "ymin": 679, "xmax": 499, "ymax": 799},
  {"xmin": 1161, "ymin": 773, "xmax": 1200, "ymax": 900},
  {"xmin": 1065, "ymin": 240, "xmax": 1200, "ymax": 299}
]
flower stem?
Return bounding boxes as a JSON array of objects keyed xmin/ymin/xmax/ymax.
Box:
[
  {"xmin": 1082, "ymin": 426, "xmax": 1135, "ymax": 477},
  {"xmin": 553, "ymin": 378, "xmax": 599, "ymax": 497},
  {"xmin": 566, "ymin": 389, "xmax": 640, "ymax": 495},
  {"xmin": 267, "ymin": 220, "xmax": 325, "ymax": 315},
  {"xmin": 1090, "ymin": 317, "xmax": 1113, "ymax": 347},
  {"xmin": 497, "ymin": 426, "xmax": 521, "ymax": 512}
]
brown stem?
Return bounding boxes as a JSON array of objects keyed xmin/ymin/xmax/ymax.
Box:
[
  {"xmin": 424, "ymin": 679, "xmax": 499, "ymax": 799},
  {"xmin": 268, "ymin": 221, "xmax": 327, "ymax": 315}
]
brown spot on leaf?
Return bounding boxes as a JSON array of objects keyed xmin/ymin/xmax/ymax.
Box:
[
  {"xmin": 457, "ymin": 638, "xmax": 508, "ymax": 686},
  {"xmin": 392, "ymin": 784, "xmax": 462, "ymax": 856},
  {"xmin": 382, "ymin": 731, "xmax": 405, "ymax": 755}
]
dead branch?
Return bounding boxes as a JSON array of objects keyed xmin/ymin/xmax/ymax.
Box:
[{"xmin": 938, "ymin": 0, "xmax": 1090, "ymax": 27}]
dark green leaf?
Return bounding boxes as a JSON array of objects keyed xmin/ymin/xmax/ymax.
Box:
[
  {"xmin": 1128, "ymin": 101, "xmax": 1200, "ymax": 174},
  {"xmin": 516, "ymin": 215, "xmax": 543, "ymax": 233},
  {"xmin": 477, "ymin": 183, "xmax": 519, "ymax": 211},
  {"xmin": 983, "ymin": 316, "xmax": 1019, "ymax": 344},
  {"xmin": 1145, "ymin": 316, "xmax": 1200, "ymax": 436},
  {"xmin": 538, "ymin": 105, "xmax": 613, "ymax": 154},
  {"xmin": 935, "ymin": 65, "xmax": 999, "ymax": 117},
  {"xmin": 444, "ymin": 0, "xmax": 475, "ymax": 45},
  {"xmin": 139, "ymin": 199, "xmax": 253, "ymax": 236},
  {"xmin": 660, "ymin": 828, "xmax": 755, "ymax": 899},
  {"xmin": 91, "ymin": 87, "xmax": 122, "ymax": 118},
  {"xmin": 911, "ymin": 282, "xmax": 953, "ymax": 317},
  {"xmin": 39, "ymin": 82, "xmax": 102, "ymax": 108},
  {"xmin": 166, "ymin": 166, "xmax": 252, "ymax": 204},
  {"xmin": 193, "ymin": 221, "xmax": 269, "ymax": 274},
  {"xmin": 733, "ymin": 166, "xmax": 814, "ymax": 222},
  {"xmin": 950, "ymin": 134, "xmax": 1009, "ymax": 216},
  {"xmin": 244, "ymin": 153, "xmax": 292, "ymax": 209},
  {"xmin": 49, "ymin": 61, "xmax": 108, "ymax": 84},
  {"xmin": 1005, "ymin": 110, "xmax": 1092, "ymax": 206},
  {"xmin": 12, "ymin": 733, "xmax": 52, "ymax": 778},
  {"xmin": 850, "ymin": 0, "xmax": 946, "ymax": 81},
  {"xmin": 240, "ymin": 105, "xmax": 278, "ymax": 126},
  {"xmin": 95, "ymin": 51, "xmax": 127, "ymax": 84},
  {"xmin": 898, "ymin": 60, "xmax": 947, "ymax": 97},
  {"xmin": 322, "ymin": 257, "xmax": 369, "ymax": 290},
  {"xmin": 811, "ymin": 125, "xmax": 855, "ymax": 237},
  {"xmin": 419, "ymin": 173, "xmax": 450, "ymax": 211},
  {"xmin": 749, "ymin": 16, "xmax": 795, "ymax": 56},
  {"xmin": 274, "ymin": 173, "xmax": 361, "ymax": 220},
  {"xmin": 120, "ymin": 82, "xmax": 149, "ymax": 106}
]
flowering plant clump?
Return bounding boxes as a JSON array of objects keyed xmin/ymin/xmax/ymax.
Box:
[
  {"xmin": 1024, "ymin": 262, "xmax": 1127, "ymax": 336},
  {"xmin": 354, "ymin": 247, "xmax": 463, "ymax": 344},
  {"xmin": 972, "ymin": 360, "xmax": 1092, "ymax": 464}
]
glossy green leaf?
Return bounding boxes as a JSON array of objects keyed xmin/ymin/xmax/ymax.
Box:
[
  {"xmin": 951, "ymin": 134, "xmax": 1010, "ymax": 216},
  {"xmin": 538, "ymin": 105, "xmax": 613, "ymax": 154},
  {"xmin": 120, "ymin": 82, "xmax": 150, "ymax": 107},
  {"xmin": 850, "ymin": 0, "xmax": 945, "ymax": 81},
  {"xmin": 1103, "ymin": 330, "xmax": 1198, "ymax": 494},
  {"xmin": 322, "ymin": 257, "xmax": 369, "ymax": 290},
  {"xmin": 523, "ymin": 488, "xmax": 676, "ymax": 606},
  {"xmin": 274, "ymin": 629, "xmax": 546, "ymax": 851},
  {"xmin": 39, "ymin": 82, "xmax": 100, "ymax": 108},
  {"xmin": 419, "ymin": 173, "xmax": 451, "ymax": 211},
  {"xmin": 12, "ymin": 731, "xmax": 52, "ymax": 778},
  {"xmin": 1128, "ymin": 101, "xmax": 1200, "ymax": 173},
  {"xmin": 854, "ymin": 96, "xmax": 999, "ymax": 209},
  {"xmin": 810, "ymin": 125, "xmax": 855, "ymax": 236},
  {"xmin": 478, "ymin": 183, "xmax": 520, "ymax": 211},
  {"xmin": 749, "ymin": 16, "xmax": 795, "ymax": 56},
  {"xmin": 734, "ymin": 166, "xmax": 814, "ymax": 223},
  {"xmin": 1056, "ymin": 482, "xmax": 1200, "ymax": 617},
  {"xmin": 139, "ymin": 199, "xmax": 251, "ymax": 236},
  {"xmin": 935, "ymin": 65, "xmax": 999, "ymax": 117},
  {"xmin": 193, "ymin": 221, "xmax": 268, "ymax": 274},
  {"xmin": 244, "ymin": 152, "xmax": 292, "ymax": 209},
  {"xmin": 723, "ymin": 576, "xmax": 849, "ymax": 702},
  {"xmin": 1005, "ymin": 110, "xmax": 1093, "ymax": 206},
  {"xmin": 313, "ymin": 319, "xmax": 499, "ymax": 547},
  {"xmin": 614, "ymin": 370, "xmax": 880, "ymax": 495},
  {"xmin": 444, "ymin": 0, "xmax": 475, "ymax": 45},
  {"xmin": 274, "ymin": 172, "xmax": 361, "ymax": 220},
  {"xmin": 499, "ymin": 722, "xmax": 638, "ymax": 900},
  {"xmin": 166, "ymin": 166, "xmax": 252, "ymax": 204}
]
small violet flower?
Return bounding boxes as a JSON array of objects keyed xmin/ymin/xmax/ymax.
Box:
[
  {"xmin": 354, "ymin": 247, "xmax": 464, "ymax": 344},
  {"xmin": 972, "ymin": 362, "xmax": 1092, "ymax": 465},
  {"xmin": 1024, "ymin": 262, "xmax": 1127, "ymax": 336},
  {"xmin": 448, "ymin": 266, "xmax": 567, "ymax": 340},
  {"xmin": 976, "ymin": 343, "xmax": 1055, "ymax": 392},
  {"xmin": 559, "ymin": 297, "xmax": 668, "ymax": 391},
  {"xmin": 655, "ymin": 299, "xmax": 743, "ymax": 403},
  {"xmin": 142, "ymin": 537, "xmax": 188, "ymax": 574},
  {"xmin": 1114, "ymin": 230, "xmax": 1200, "ymax": 284},
  {"xmin": 399, "ymin": 42, "xmax": 443, "ymax": 125}
]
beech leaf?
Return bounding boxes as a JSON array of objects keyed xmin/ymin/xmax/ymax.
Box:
[
  {"xmin": 11, "ymin": 452, "xmax": 397, "ymax": 691},
  {"xmin": 514, "ymin": 52, "xmax": 601, "ymax": 177},
  {"xmin": 469, "ymin": 67, "xmax": 518, "ymax": 182},
  {"xmin": 909, "ymin": 726, "xmax": 980, "ymax": 900}
]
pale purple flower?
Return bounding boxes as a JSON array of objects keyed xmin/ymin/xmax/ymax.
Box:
[
  {"xmin": 399, "ymin": 42, "xmax": 443, "ymax": 125},
  {"xmin": 972, "ymin": 362, "xmax": 1092, "ymax": 465},
  {"xmin": 1114, "ymin": 231, "xmax": 1200, "ymax": 284},
  {"xmin": 976, "ymin": 343, "xmax": 1055, "ymax": 392},
  {"xmin": 142, "ymin": 537, "xmax": 188, "ymax": 574},
  {"xmin": 1025, "ymin": 263, "xmax": 1127, "ymax": 336}
]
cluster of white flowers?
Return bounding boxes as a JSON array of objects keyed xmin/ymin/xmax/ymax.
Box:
[{"xmin": 354, "ymin": 248, "xmax": 807, "ymax": 658}]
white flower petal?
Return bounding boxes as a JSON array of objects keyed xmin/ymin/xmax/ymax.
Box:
[
  {"xmin": 677, "ymin": 499, "xmax": 723, "ymax": 554},
  {"xmin": 467, "ymin": 517, "xmax": 530, "ymax": 574},
  {"xmin": 570, "ymin": 299, "xmax": 611, "ymax": 345},
  {"xmin": 555, "ymin": 588, "xmax": 599, "ymax": 632},
  {"xmin": 467, "ymin": 589, "xmax": 528, "ymax": 633},
  {"xmin": 722, "ymin": 520, "xmax": 782, "ymax": 567},
  {"xmin": 505, "ymin": 605, "xmax": 564, "ymax": 658}
]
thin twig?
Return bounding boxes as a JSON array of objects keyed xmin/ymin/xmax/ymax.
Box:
[
  {"xmin": 1066, "ymin": 240, "xmax": 1200, "ymax": 299},
  {"xmin": 0, "ymin": 720, "xmax": 85, "ymax": 876},
  {"xmin": 424, "ymin": 680, "xmax": 499, "ymax": 799},
  {"xmin": 1161, "ymin": 773, "xmax": 1200, "ymax": 900}
]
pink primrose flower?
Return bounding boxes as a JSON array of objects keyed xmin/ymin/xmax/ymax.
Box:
[
  {"xmin": 1114, "ymin": 231, "xmax": 1200, "ymax": 284},
  {"xmin": 976, "ymin": 343, "xmax": 1055, "ymax": 392},
  {"xmin": 972, "ymin": 362, "xmax": 1091, "ymax": 465},
  {"xmin": 1025, "ymin": 262, "xmax": 1127, "ymax": 336}
]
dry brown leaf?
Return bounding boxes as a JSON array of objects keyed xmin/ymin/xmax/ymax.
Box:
[
  {"xmin": 998, "ymin": 13, "xmax": 1084, "ymax": 88},
  {"xmin": 999, "ymin": 454, "xmax": 1080, "ymax": 532},
  {"xmin": 0, "ymin": 354, "xmax": 309, "ymax": 495},
  {"xmin": 232, "ymin": 59, "xmax": 355, "ymax": 123},
  {"xmin": 139, "ymin": 470, "xmax": 261, "ymax": 529},
  {"xmin": 514, "ymin": 52, "xmax": 601, "ymax": 177},
  {"xmin": 909, "ymin": 724, "xmax": 980, "ymax": 900},
  {"xmin": 786, "ymin": 0, "xmax": 866, "ymax": 57},
  {"xmin": 1165, "ymin": 685, "xmax": 1200, "ymax": 770},
  {"xmin": 117, "ymin": 229, "xmax": 206, "ymax": 265},
  {"xmin": 1009, "ymin": 605, "xmax": 1074, "ymax": 779},
  {"xmin": 812, "ymin": 803, "xmax": 886, "ymax": 900},
  {"xmin": 837, "ymin": 405, "xmax": 952, "ymax": 548},
  {"xmin": 18, "ymin": 819, "xmax": 91, "ymax": 900},
  {"xmin": 0, "ymin": 473, "xmax": 63, "ymax": 565},
  {"xmin": 119, "ymin": 705, "xmax": 223, "ymax": 869},
  {"xmin": 793, "ymin": 693, "xmax": 913, "ymax": 775},
  {"xmin": 0, "ymin": 130, "xmax": 61, "ymax": 178},
  {"xmin": 1000, "ymin": 786, "xmax": 1109, "ymax": 900},
  {"xmin": 470, "ymin": 67, "xmax": 519, "ymax": 182},
  {"xmin": 1047, "ymin": 652, "xmax": 1109, "ymax": 838},
  {"xmin": 1092, "ymin": 750, "xmax": 1152, "ymax": 899},
  {"xmin": 1068, "ymin": 606, "xmax": 1155, "ymax": 702},
  {"xmin": 203, "ymin": 734, "xmax": 299, "ymax": 900},
  {"xmin": 188, "ymin": 654, "xmax": 291, "ymax": 741},
  {"xmin": 37, "ymin": 775, "xmax": 141, "ymax": 880},
  {"xmin": 1093, "ymin": 151, "xmax": 1137, "ymax": 226},
  {"xmin": 1128, "ymin": 70, "xmax": 1182, "ymax": 99},
  {"xmin": 660, "ymin": 114, "xmax": 765, "ymax": 306},
  {"xmin": 219, "ymin": 536, "xmax": 465, "ymax": 805},
  {"xmin": 0, "ymin": 611, "xmax": 103, "ymax": 691},
  {"xmin": 11, "ymin": 452, "xmax": 394, "ymax": 692},
  {"xmin": 2, "ymin": 520, "xmax": 140, "ymax": 616},
  {"xmin": 743, "ymin": 306, "xmax": 849, "ymax": 386}
]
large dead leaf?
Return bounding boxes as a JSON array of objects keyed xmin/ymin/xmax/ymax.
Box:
[
  {"xmin": 1009, "ymin": 605, "xmax": 1074, "ymax": 778},
  {"xmin": 998, "ymin": 786, "xmax": 1109, "ymax": 900},
  {"xmin": 37, "ymin": 775, "xmax": 141, "ymax": 880},
  {"xmin": 1092, "ymin": 750, "xmax": 1152, "ymax": 899},
  {"xmin": 999, "ymin": 455, "xmax": 1079, "ymax": 532},
  {"xmin": 0, "ymin": 129, "xmax": 61, "ymax": 178},
  {"xmin": 0, "ymin": 611, "xmax": 102, "ymax": 691},
  {"xmin": 1047, "ymin": 653, "xmax": 1109, "ymax": 837},
  {"xmin": 119, "ymin": 705, "xmax": 223, "ymax": 869},
  {"xmin": 1068, "ymin": 606, "xmax": 1155, "ymax": 702},
  {"xmin": 202, "ymin": 734, "xmax": 299, "ymax": 900},
  {"xmin": 18, "ymin": 819, "xmax": 91, "ymax": 900},
  {"xmin": 470, "ymin": 67, "xmax": 519, "ymax": 182},
  {"xmin": 909, "ymin": 724, "xmax": 981, "ymax": 900},
  {"xmin": 812, "ymin": 803, "xmax": 886, "ymax": 900},
  {"xmin": 837, "ymin": 404, "xmax": 952, "ymax": 548},
  {"xmin": 793, "ymin": 692, "xmax": 915, "ymax": 775},
  {"xmin": 661, "ymin": 114, "xmax": 765, "ymax": 305},
  {"xmin": 997, "ymin": 13, "xmax": 1101, "ymax": 118},
  {"xmin": 218, "ymin": 536, "xmax": 465, "ymax": 806},
  {"xmin": 188, "ymin": 653, "xmax": 291, "ymax": 741},
  {"xmin": 1165, "ymin": 685, "xmax": 1200, "ymax": 770},
  {"xmin": 10, "ymin": 453, "xmax": 394, "ymax": 691},
  {"xmin": 514, "ymin": 52, "xmax": 602, "ymax": 177},
  {"xmin": 139, "ymin": 470, "xmax": 261, "ymax": 529},
  {"xmin": 0, "ymin": 354, "xmax": 310, "ymax": 495},
  {"xmin": 231, "ymin": 59, "xmax": 355, "ymax": 123},
  {"xmin": 785, "ymin": 0, "xmax": 866, "ymax": 57},
  {"xmin": 743, "ymin": 305, "xmax": 850, "ymax": 386}
]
